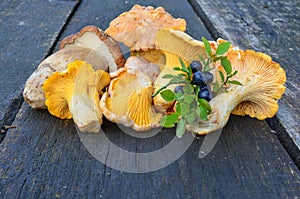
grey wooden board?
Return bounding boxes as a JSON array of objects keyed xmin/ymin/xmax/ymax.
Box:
[
  {"xmin": 192, "ymin": 0, "xmax": 300, "ymax": 152},
  {"xmin": 0, "ymin": 0, "xmax": 80, "ymax": 131},
  {"xmin": 1, "ymin": 104, "xmax": 300, "ymax": 198},
  {"xmin": 1, "ymin": 0, "xmax": 300, "ymax": 198}
]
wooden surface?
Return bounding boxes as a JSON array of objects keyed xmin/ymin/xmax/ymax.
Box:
[
  {"xmin": 0, "ymin": 0, "xmax": 80, "ymax": 139},
  {"xmin": 0, "ymin": 0, "xmax": 300, "ymax": 198},
  {"xmin": 190, "ymin": 0, "xmax": 300, "ymax": 160}
]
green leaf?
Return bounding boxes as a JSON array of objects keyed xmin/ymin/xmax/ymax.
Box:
[
  {"xmin": 221, "ymin": 58, "xmax": 232, "ymax": 74},
  {"xmin": 160, "ymin": 89, "xmax": 175, "ymax": 102},
  {"xmin": 213, "ymin": 82, "xmax": 220, "ymax": 93},
  {"xmin": 178, "ymin": 74, "xmax": 187, "ymax": 78},
  {"xmin": 162, "ymin": 74, "xmax": 174, "ymax": 79},
  {"xmin": 179, "ymin": 57, "xmax": 188, "ymax": 71},
  {"xmin": 216, "ymin": 42, "xmax": 231, "ymax": 55},
  {"xmin": 212, "ymin": 56, "xmax": 224, "ymax": 62},
  {"xmin": 227, "ymin": 70, "xmax": 238, "ymax": 78},
  {"xmin": 218, "ymin": 71, "xmax": 225, "ymax": 82},
  {"xmin": 168, "ymin": 77, "xmax": 184, "ymax": 85},
  {"xmin": 202, "ymin": 37, "xmax": 212, "ymax": 56},
  {"xmin": 184, "ymin": 95, "xmax": 196, "ymax": 104},
  {"xmin": 198, "ymin": 98, "xmax": 212, "ymax": 113},
  {"xmin": 173, "ymin": 67, "xmax": 181, "ymax": 71},
  {"xmin": 183, "ymin": 84, "xmax": 194, "ymax": 94},
  {"xmin": 160, "ymin": 113, "xmax": 179, "ymax": 128},
  {"xmin": 195, "ymin": 85, "xmax": 201, "ymax": 95},
  {"xmin": 187, "ymin": 111, "xmax": 197, "ymax": 124},
  {"xmin": 187, "ymin": 64, "xmax": 193, "ymax": 79},
  {"xmin": 198, "ymin": 54, "xmax": 206, "ymax": 64},
  {"xmin": 197, "ymin": 105, "xmax": 208, "ymax": 121},
  {"xmin": 232, "ymin": 70, "xmax": 238, "ymax": 76},
  {"xmin": 228, "ymin": 80, "xmax": 243, "ymax": 86},
  {"xmin": 175, "ymin": 92, "xmax": 184, "ymax": 102},
  {"xmin": 179, "ymin": 102, "xmax": 190, "ymax": 117},
  {"xmin": 176, "ymin": 118, "xmax": 187, "ymax": 138},
  {"xmin": 175, "ymin": 103, "xmax": 181, "ymax": 114},
  {"xmin": 169, "ymin": 76, "xmax": 185, "ymax": 84}
]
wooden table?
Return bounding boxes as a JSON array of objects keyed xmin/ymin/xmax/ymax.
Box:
[{"xmin": 0, "ymin": 0, "xmax": 299, "ymax": 198}]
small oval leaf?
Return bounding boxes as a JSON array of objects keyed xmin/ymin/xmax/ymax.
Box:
[
  {"xmin": 160, "ymin": 89, "xmax": 175, "ymax": 102},
  {"xmin": 216, "ymin": 42, "xmax": 231, "ymax": 55},
  {"xmin": 221, "ymin": 58, "xmax": 232, "ymax": 74},
  {"xmin": 202, "ymin": 37, "xmax": 212, "ymax": 56},
  {"xmin": 176, "ymin": 118, "xmax": 186, "ymax": 138},
  {"xmin": 218, "ymin": 71, "xmax": 225, "ymax": 82},
  {"xmin": 228, "ymin": 80, "xmax": 243, "ymax": 86},
  {"xmin": 160, "ymin": 113, "xmax": 179, "ymax": 128},
  {"xmin": 162, "ymin": 74, "xmax": 174, "ymax": 79}
]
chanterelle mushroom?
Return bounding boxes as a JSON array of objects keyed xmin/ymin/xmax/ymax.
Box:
[
  {"xmin": 42, "ymin": 60, "xmax": 110, "ymax": 133},
  {"xmin": 153, "ymin": 28, "xmax": 207, "ymax": 113},
  {"xmin": 105, "ymin": 4, "xmax": 186, "ymax": 64},
  {"xmin": 100, "ymin": 65, "xmax": 162, "ymax": 131},
  {"xmin": 188, "ymin": 49, "xmax": 286, "ymax": 134},
  {"xmin": 23, "ymin": 25, "xmax": 124, "ymax": 109}
]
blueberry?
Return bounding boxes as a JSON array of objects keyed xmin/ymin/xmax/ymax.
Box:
[
  {"xmin": 200, "ymin": 84, "xmax": 209, "ymax": 90},
  {"xmin": 198, "ymin": 87, "xmax": 212, "ymax": 102},
  {"xmin": 203, "ymin": 72, "xmax": 214, "ymax": 83},
  {"xmin": 174, "ymin": 85, "xmax": 184, "ymax": 93},
  {"xmin": 190, "ymin": 60, "xmax": 202, "ymax": 72},
  {"xmin": 192, "ymin": 71, "xmax": 205, "ymax": 86}
]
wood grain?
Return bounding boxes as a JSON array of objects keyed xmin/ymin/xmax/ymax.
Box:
[
  {"xmin": 0, "ymin": 0, "xmax": 80, "ymax": 139},
  {"xmin": 0, "ymin": 0, "xmax": 299, "ymax": 198},
  {"xmin": 191, "ymin": 0, "xmax": 300, "ymax": 153}
]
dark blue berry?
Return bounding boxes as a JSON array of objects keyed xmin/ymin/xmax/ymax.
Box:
[
  {"xmin": 200, "ymin": 84, "xmax": 209, "ymax": 90},
  {"xmin": 203, "ymin": 72, "xmax": 214, "ymax": 83},
  {"xmin": 190, "ymin": 60, "xmax": 202, "ymax": 72},
  {"xmin": 192, "ymin": 71, "xmax": 205, "ymax": 86},
  {"xmin": 174, "ymin": 85, "xmax": 184, "ymax": 93},
  {"xmin": 198, "ymin": 87, "xmax": 212, "ymax": 102}
]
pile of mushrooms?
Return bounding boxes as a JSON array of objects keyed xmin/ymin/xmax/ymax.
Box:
[
  {"xmin": 23, "ymin": 4, "xmax": 286, "ymax": 135},
  {"xmin": 23, "ymin": 26, "xmax": 125, "ymax": 132}
]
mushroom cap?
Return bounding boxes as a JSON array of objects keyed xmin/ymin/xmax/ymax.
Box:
[
  {"xmin": 229, "ymin": 49, "xmax": 286, "ymax": 120},
  {"xmin": 60, "ymin": 25, "xmax": 125, "ymax": 72},
  {"xmin": 42, "ymin": 60, "xmax": 110, "ymax": 132},
  {"xmin": 23, "ymin": 46, "xmax": 102, "ymax": 109},
  {"xmin": 42, "ymin": 60, "xmax": 81, "ymax": 119},
  {"xmin": 124, "ymin": 56, "xmax": 161, "ymax": 82},
  {"xmin": 155, "ymin": 28, "xmax": 207, "ymax": 67},
  {"xmin": 153, "ymin": 29, "xmax": 208, "ymax": 113},
  {"xmin": 189, "ymin": 48, "xmax": 286, "ymax": 135},
  {"xmin": 105, "ymin": 4, "xmax": 186, "ymax": 51},
  {"xmin": 100, "ymin": 68, "xmax": 162, "ymax": 131},
  {"xmin": 130, "ymin": 49, "xmax": 166, "ymax": 65}
]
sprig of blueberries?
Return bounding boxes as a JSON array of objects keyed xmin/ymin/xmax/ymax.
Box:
[
  {"xmin": 174, "ymin": 60, "xmax": 214, "ymax": 102},
  {"xmin": 153, "ymin": 37, "xmax": 242, "ymax": 138}
]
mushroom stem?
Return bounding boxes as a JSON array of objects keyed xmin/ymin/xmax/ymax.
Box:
[
  {"xmin": 70, "ymin": 64, "xmax": 109, "ymax": 133},
  {"xmin": 70, "ymin": 94, "xmax": 101, "ymax": 133},
  {"xmin": 42, "ymin": 60, "xmax": 110, "ymax": 133},
  {"xmin": 188, "ymin": 85, "xmax": 245, "ymax": 134}
]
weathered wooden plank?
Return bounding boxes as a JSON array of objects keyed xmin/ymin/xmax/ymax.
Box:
[
  {"xmin": 190, "ymin": 0, "xmax": 300, "ymax": 155},
  {"xmin": 1, "ymin": 105, "xmax": 300, "ymax": 198},
  {"xmin": 0, "ymin": 0, "xmax": 80, "ymax": 138},
  {"xmin": 0, "ymin": 0, "xmax": 300, "ymax": 198}
]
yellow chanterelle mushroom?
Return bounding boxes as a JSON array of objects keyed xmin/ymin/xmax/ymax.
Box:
[
  {"xmin": 189, "ymin": 48, "xmax": 286, "ymax": 134},
  {"xmin": 42, "ymin": 60, "xmax": 110, "ymax": 133},
  {"xmin": 23, "ymin": 25, "xmax": 124, "ymax": 109},
  {"xmin": 105, "ymin": 4, "xmax": 186, "ymax": 64},
  {"xmin": 153, "ymin": 29, "xmax": 208, "ymax": 113},
  {"xmin": 100, "ymin": 57, "xmax": 162, "ymax": 131}
]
